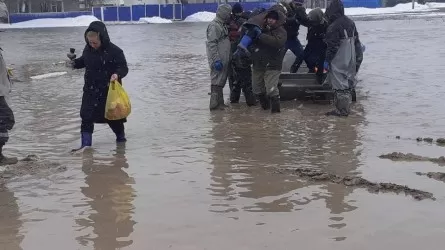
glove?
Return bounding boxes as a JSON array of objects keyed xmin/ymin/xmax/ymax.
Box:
[
  {"xmin": 213, "ymin": 60, "xmax": 223, "ymax": 71},
  {"xmin": 323, "ymin": 61, "xmax": 329, "ymax": 71},
  {"xmin": 246, "ymin": 26, "xmax": 262, "ymax": 40},
  {"xmin": 361, "ymin": 43, "xmax": 366, "ymax": 53}
]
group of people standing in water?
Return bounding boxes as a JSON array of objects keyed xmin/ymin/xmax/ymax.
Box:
[
  {"xmin": 205, "ymin": 0, "xmax": 364, "ymax": 116},
  {"xmin": 0, "ymin": 0, "xmax": 364, "ymax": 161}
]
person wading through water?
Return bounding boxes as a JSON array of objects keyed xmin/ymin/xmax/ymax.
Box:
[{"xmin": 68, "ymin": 21, "xmax": 129, "ymax": 150}]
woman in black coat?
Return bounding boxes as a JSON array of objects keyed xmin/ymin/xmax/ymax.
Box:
[{"xmin": 70, "ymin": 21, "xmax": 129, "ymax": 150}]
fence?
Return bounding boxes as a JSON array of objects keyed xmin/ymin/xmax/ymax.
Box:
[{"xmin": 8, "ymin": 0, "xmax": 383, "ymax": 24}]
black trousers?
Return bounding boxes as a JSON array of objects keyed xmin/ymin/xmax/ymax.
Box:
[
  {"xmin": 0, "ymin": 96, "xmax": 14, "ymax": 146},
  {"xmin": 81, "ymin": 120, "xmax": 124, "ymax": 135}
]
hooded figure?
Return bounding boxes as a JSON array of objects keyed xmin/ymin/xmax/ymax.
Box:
[
  {"xmin": 323, "ymin": 0, "xmax": 363, "ymax": 117},
  {"xmin": 0, "ymin": 48, "xmax": 17, "ymax": 165},
  {"xmin": 282, "ymin": 0, "xmax": 313, "ymax": 73},
  {"xmin": 206, "ymin": 4, "xmax": 232, "ymax": 111},
  {"xmin": 242, "ymin": 5, "xmax": 287, "ymax": 113},
  {"xmin": 227, "ymin": 3, "xmax": 255, "ymax": 106},
  {"xmin": 303, "ymin": 8, "xmax": 328, "ymax": 77},
  {"xmin": 70, "ymin": 21, "xmax": 129, "ymax": 150}
]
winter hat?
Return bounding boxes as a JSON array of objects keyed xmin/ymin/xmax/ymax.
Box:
[
  {"xmin": 232, "ymin": 3, "xmax": 243, "ymax": 14},
  {"xmin": 266, "ymin": 10, "xmax": 279, "ymax": 20}
]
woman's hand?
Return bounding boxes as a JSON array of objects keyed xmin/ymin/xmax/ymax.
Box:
[{"xmin": 110, "ymin": 74, "xmax": 118, "ymax": 81}]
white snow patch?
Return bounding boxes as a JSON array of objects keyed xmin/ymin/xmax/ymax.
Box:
[
  {"xmin": 425, "ymin": 2, "xmax": 445, "ymax": 8},
  {"xmin": 183, "ymin": 3, "xmax": 441, "ymax": 23},
  {"xmin": 305, "ymin": 3, "xmax": 443, "ymax": 16},
  {"xmin": 0, "ymin": 15, "xmax": 99, "ymax": 29},
  {"xmin": 183, "ymin": 11, "xmax": 215, "ymax": 22},
  {"xmin": 139, "ymin": 16, "xmax": 173, "ymax": 24},
  {"xmin": 30, "ymin": 72, "xmax": 67, "ymax": 80}
]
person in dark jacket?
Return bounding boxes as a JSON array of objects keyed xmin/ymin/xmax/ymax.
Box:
[
  {"xmin": 238, "ymin": 6, "xmax": 287, "ymax": 113},
  {"xmin": 227, "ymin": 3, "xmax": 255, "ymax": 106},
  {"xmin": 323, "ymin": 0, "xmax": 363, "ymax": 117},
  {"xmin": 69, "ymin": 21, "xmax": 129, "ymax": 150},
  {"xmin": 0, "ymin": 48, "xmax": 17, "ymax": 165},
  {"xmin": 303, "ymin": 8, "xmax": 328, "ymax": 81},
  {"xmin": 282, "ymin": 0, "xmax": 313, "ymax": 73}
]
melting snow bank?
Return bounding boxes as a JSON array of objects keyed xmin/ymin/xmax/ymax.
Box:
[
  {"xmin": 0, "ymin": 15, "xmax": 99, "ymax": 29},
  {"xmin": 139, "ymin": 16, "xmax": 173, "ymax": 24},
  {"xmin": 184, "ymin": 11, "xmax": 215, "ymax": 22},
  {"xmin": 30, "ymin": 72, "xmax": 67, "ymax": 80},
  {"xmin": 183, "ymin": 3, "xmax": 445, "ymax": 22}
]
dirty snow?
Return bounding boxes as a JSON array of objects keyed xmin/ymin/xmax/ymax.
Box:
[
  {"xmin": 30, "ymin": 72, "xmax": 67, "ymax": 80},
  {"xmin": 139, "ymin": 16, "xmax": 173, "ymax": 24},
  {"xmin": 0, "ymin": 15, "xmax": 99, "ymax": 29}
]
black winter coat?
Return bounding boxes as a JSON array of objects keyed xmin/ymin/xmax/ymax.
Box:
[
  {"xmin": 73, "ymin": 21, "xmax": 129, "ymax": 124},
  {"xmin": 324, "ymin": 0, "xmax": 363, "ymax": 64},
  {"xmin": 284, "ymin": 6, "xmax": 312, "ymax": 40}
]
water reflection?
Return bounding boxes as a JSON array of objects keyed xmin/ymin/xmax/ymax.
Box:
[
  {"xmin": 208, "ymin": 104, "xmax": 363, "ymax": 236},
  {"xmin": 75, "ymin": 144, "xmax": 136, "ymax": 249},
  {"xmin": 0, "ymin": 186, "xmax": 24, "ymax": 250},
  {"xmin": 208, "ymin": 109, "xmax": 307, "ymax": 213}
]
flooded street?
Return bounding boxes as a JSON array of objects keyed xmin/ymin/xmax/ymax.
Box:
[{"xmin": 1, "ymin": 14, "xmax": 445, "ymax": 249}]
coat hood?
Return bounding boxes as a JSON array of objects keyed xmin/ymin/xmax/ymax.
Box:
[
  {"xmin": 308, "ymin": 7, "xmax": 324, "ymax": 24},
  {"xmin": 325, "ymin": 0, "xmax": 344, "ymax": 23},
  {"xmin": 265, "ymin": 5, "xmax": 287, "ymax": 29},
  {"xmin": 216, "ymin": 4, "xmax": 232, "ymax": 23},
  {"xmin": 84, "ymin": 21, "xmax": 111, "ymax": 48}
]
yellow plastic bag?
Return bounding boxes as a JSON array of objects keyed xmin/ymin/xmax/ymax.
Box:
[{"xmin": 105, "ymin": 80, "xmax": 131, "ymax": 120}]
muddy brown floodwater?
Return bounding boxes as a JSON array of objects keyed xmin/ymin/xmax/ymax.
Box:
[{"xmin": 1, "ymin": 13, "xmax": 445, "ymax": 250}]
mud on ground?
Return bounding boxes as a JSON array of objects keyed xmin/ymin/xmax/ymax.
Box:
[
  {"xmin": 379, "ymin": 152, "xmax": 445, "ymax": 165},
  {"xmin": 416, "ymin": 172, "xmax": 445, "ymax": 183},
  {"xmin": 0, "ymin": 155, "xmax": 66, "ymax": 190},
  {"xmin": 273, "ymin": 167, "xmax": 435, "ymax": 201}
]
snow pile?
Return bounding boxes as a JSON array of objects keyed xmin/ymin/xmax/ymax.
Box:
[
  {"xmin": 342, "ymin": 3, "xmax": 434, "ymax": 16},
  {"xmin": 30, "ymin": 72, "xmax": 67, "ymax": 80},
  {"xmin": 184, "ymin": 2, "xmax": 444, "ymax": 22},
  {"xmin": 139, "ymin": 16, "xmax": 173, "ymax": 24},
  {"xmin": 0, "ymin": 15, "xmax": 99, "ymax": 29},
  {"xmin": 425, "ymin": 2, "xmax": 445, "ymax": 8},
  {"xmin": 184, "ymin": 11, "xmax": 215, "ymax": 22}
]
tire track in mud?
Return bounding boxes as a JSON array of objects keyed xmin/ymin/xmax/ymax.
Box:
[{"xmin": 273, "ymin": 167, "xmax": 435, "ymax": 201}]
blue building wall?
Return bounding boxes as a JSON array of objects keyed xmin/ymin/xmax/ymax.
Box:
[{"xmin": 8, "ymin": 1, "xmax": 383, "ymax": 24}]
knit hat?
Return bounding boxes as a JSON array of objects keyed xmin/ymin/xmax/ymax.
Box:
[
  {"xmin": 266, "ymin": 10, "xmax": 279, "ymax": 20},
  {"xmin": 232, "ymin": 3, "xmax": 243, "ymax": 14}
]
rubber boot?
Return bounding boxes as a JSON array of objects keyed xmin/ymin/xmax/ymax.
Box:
[
  {"xmin": 116, "ymin": 132, "xmax": 127, "ymax": 143},
  {"xmin": 257, "ymin": 93, "xmax": 270, "ymax": 110},
  {"xmin": 209, "ymin": 85, "xmax": 220, "ymax": 110},
  {"xmin": 72, "ymin": 132, "xmax": 92, "ymax": 152},
  {"xmin": 0, "ymin": 145, "xmax": 18, "ymax": 166},
  {"xmin": 270, "ymin": 95, "xmax": 281, "ymax": 113},
  {"xmin": 326, "ymin": 90, "xmax": 351, "ymax": 117},
  {"xmin": 230, "ymin": 86, "xmax": 241, "ymax": 103},
  {"xmin": 243, "ymin": 87, "xmax": 256, "ymax": 106},
  {"xmin": 217, "ymin": 86, "xmax": 227, "ymax": 108}
]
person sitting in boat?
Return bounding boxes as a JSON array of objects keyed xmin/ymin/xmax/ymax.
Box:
[{"xmin": 302, "ymin": 8, "xmax": 328, "ymax": 83}]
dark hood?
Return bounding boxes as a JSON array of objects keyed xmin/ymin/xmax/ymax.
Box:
[
  {"xmin": 265, "ymin": 5, "xmax": 287, "ymax": 28},
  {"xmin": 84, "ymin": 21, "xmax": 111, "ymax": 48},
  {"xmin": 325, "ymin": 0, "xmax": 344, "ymax": 23}
]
